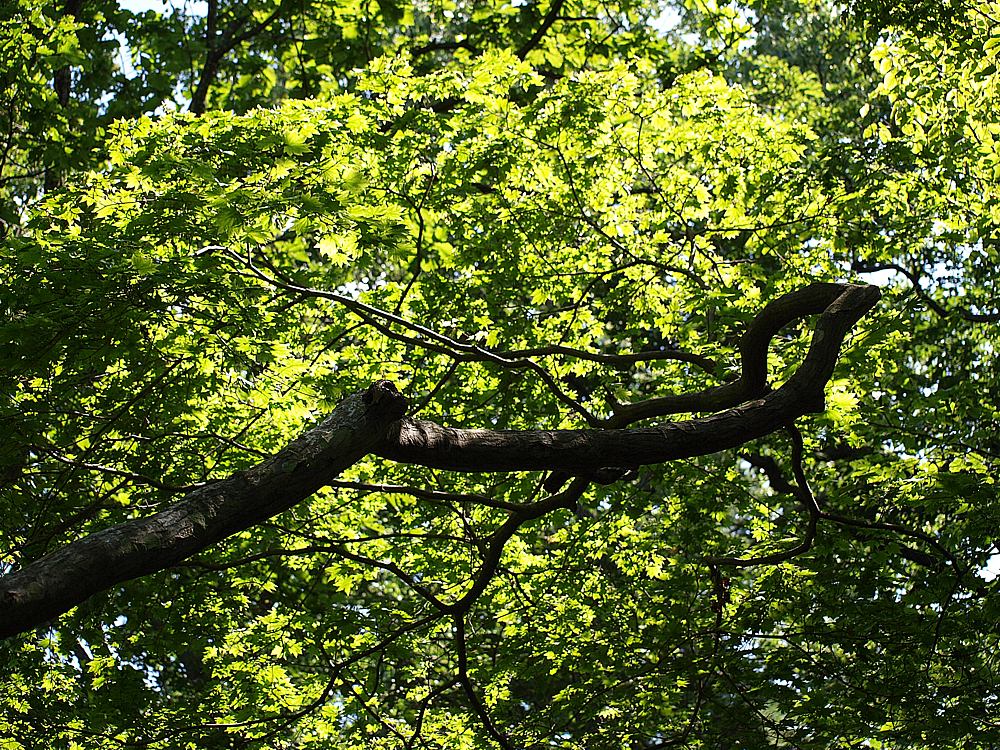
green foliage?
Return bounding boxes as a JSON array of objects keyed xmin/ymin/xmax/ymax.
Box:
[{"xmin": 1, "ymin": 0, "xmax": 999, "ymax": 748}]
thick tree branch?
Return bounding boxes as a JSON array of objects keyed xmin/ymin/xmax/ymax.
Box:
[
  {"xmin": 0, "ymin": 382, "xmax": 407, "ymax": 639},
  {"xmin": 189, "ymin": 4, "xmax": 284, "ymax": 115},
  {"xmin": 377, "ymin": 284, "xmax": 881, "ymax": 471},
  {"xmin": 0, "ymin": 283, "xmax": 879, "ymax": 639},
  {"xmin": 516, "ymin": 0, "xmax": 568, "ymax": 60},
  {"xmin": 604, "ymin": 282, "xmax": 870, "ymax": 425}
]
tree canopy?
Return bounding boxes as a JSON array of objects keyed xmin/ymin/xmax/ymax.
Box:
[{"xmin": 1, "ymin": 0, "xmax": 998, "ymax": 748}]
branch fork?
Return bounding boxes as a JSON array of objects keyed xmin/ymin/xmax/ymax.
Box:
[{"xmin": 0, "ymin": 283, "xmax": 880, "ymax": 638}]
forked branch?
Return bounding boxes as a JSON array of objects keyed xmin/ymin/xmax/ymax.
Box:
[{"xmin": 0, "ymin": 283, "xmax": 879, "ymax": 639}]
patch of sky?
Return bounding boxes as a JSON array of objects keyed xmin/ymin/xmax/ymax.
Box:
[
  {"xmin": 118, "ymin": 0, "xmax": 206, "ymax": 15},
  {"xmin": 651, "ymin": 5, "xmax": 683, "ymax": 34},
  {"xmin": 102, "ymin": 0, "xmax": 207, "ymax": 113},
  {"xmin": 982, "ymin": 549, "xmax": 999, "ymax": 582}
]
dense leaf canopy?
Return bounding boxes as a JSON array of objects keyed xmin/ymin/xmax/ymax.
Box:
[{"xmin": 1, "ymin": 0, "xmax": 998, "ymax": 748}]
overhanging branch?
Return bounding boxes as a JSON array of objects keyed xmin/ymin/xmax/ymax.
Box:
[
  {"xmin": 0, "ymin": 283, "xmax": 879, "ymax": 639},
  {"xmin": 376, "ymin": 284, "xmax": 881, "ymax": 471},
  {"xmin": 0, "ymin": 382, "xmax": 408, "ymax": 639}
]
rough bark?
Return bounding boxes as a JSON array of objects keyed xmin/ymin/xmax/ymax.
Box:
[
  {"xmin": 376, "ymin": 283, "xmax": 881, "ymax": 470},
  {"xmin": 0, "ymin": 283, "xmax": 879, "ymax": 639},
  {"xmin": 0, "ymin": 382, "xmax": 407, "ymax": 639},
  {"xmin": 603, "ymin": 281, "xmax": 872, "ymax": 425}
]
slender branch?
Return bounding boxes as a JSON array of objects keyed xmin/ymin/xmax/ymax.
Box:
[
  {"xmin": 854, "ymin": 260, "xmax": 1000, "ymax": 323},
  {"xmin": 818, "ymin": 511, "xmax": 968, "ymax": 576},
  {"xmin": 450, "ymin": 478, "xmax": 588, "ymax": 614},
  {"xmin": 497, "ymin": 343, "xmax": 721, "ymax": 375},
  {"xmin": 454, "ymin": 614, "xmax": 513, "ymax": 749},
  {"xmin": 236, "ymin": 247, "xmax": 606, "ymax": 426},
  {"xmin": 516, "ymin": 0, "xmax": 568, "ymax": 59},
  {"xmin": 725, "ymin": 428, "xmax": 963, "ymax": 572},
  {"xmin": 161, "ymin": 613, "xmax": 439, "ymax": 739},
  {"xmin": 409, "ymin": 360, "xmax": 460, "ymax": 416},
  {"xmin": 405, "ymin": 677, "xmax": 460, "ymax": 749},
  {"xmin": 319, "ymin": 540, "xmax": 449, "ymax": 611},
  {"xmin": 705, "ymin": 424, "xmax": 819, "ymax": 567},
  {"xmin": 328, "ymin": 479, "xmax": 526, "ymax": 511},
  {"xmin": 176, "ymin": 535, "xmax": 471, "ymax": 571},
  {"xmin": 35, "ymin": 448, "xmax": 201, "ymax": 494}
]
